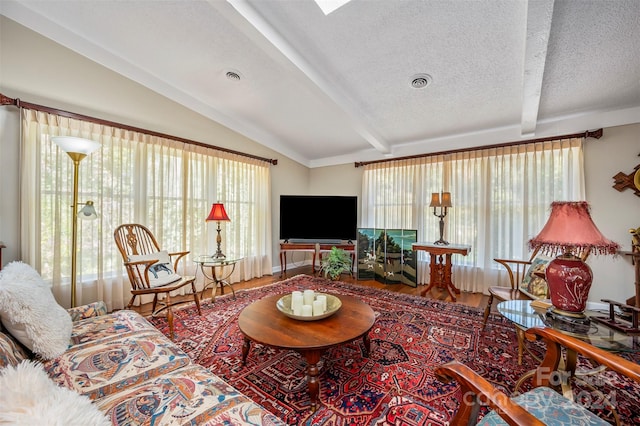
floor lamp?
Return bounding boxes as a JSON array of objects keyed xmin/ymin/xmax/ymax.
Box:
[{"xmin": 52, "ymin": 136, "xmax": 101, "ymax": 307}]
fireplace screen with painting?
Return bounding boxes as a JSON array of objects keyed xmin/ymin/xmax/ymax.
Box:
[{"xmin": 357, "ymin": 228, "xmax": 417, "ymax": 286}]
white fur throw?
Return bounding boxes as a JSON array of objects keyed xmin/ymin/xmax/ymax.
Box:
[
  {"xmin": 0, "ymin": 360, "xmax": 110, "ymax": 425},
  {"xmin": 0, "ymin": 261, "xmax": 72, "ymax": 358}
]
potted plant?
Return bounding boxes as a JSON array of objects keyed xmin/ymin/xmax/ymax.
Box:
[{"xmin": 320, "ymin": 246, "xmax": 353, "ymax": 280}]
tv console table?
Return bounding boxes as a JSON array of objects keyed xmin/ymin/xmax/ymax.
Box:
[{"xmin": 280, "ymin": 242, "xmax": 355, "ymax": 277}]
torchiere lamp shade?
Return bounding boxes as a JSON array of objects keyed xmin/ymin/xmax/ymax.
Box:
[
  {"xmin": 528, "ymin": 201, "xmax": 619, "ymax": 316},
  {"xmin": 51, "ymin": 135, "xmax": 101, "ymax": 308}
]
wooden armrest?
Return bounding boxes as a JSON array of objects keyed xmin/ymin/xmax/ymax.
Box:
[
  {"xmin": 435, "ymin": 327, "xmax": 640, "ymax": 425},
  {"xmin": 525, "ymin": 327, "xmax": 640, "ymax": 387},
  {"xmin": 435, "ymin": 362, "xmax": 544, "ymax": 426},
  {"xmin": 169, "ymin": 250, "xmax": 189, "ymax": 270},
  {"xmin": 493, "ymin": 258, "xmax": 533, "ymax": 289}
]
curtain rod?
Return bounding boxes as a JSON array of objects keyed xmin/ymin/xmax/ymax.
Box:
[
  {"xmin": 354, "ymin": 128, "xmax": 603, "ymax": 168},
  {"xmin": 0, "ymin": 93, "xmax": 278, "ymax": 166}
]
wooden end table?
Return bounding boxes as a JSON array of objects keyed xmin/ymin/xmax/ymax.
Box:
[
  {"xmin": 412, "ymin": 242, "xmax": 471, "ymax": 301},
  {"xmin": 238, "ymin": 293, "xmax": 375, "ymax": 411}
]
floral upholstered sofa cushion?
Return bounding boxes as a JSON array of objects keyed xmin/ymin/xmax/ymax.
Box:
[
  {"xmin": 95, "ymin": 364, "xmax": 284, "ymax": 425},
  {"xmin": 1, "ymin": 301, "xmax": 285, "ymax": 425}
]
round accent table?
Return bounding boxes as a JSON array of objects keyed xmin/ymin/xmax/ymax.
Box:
[
  {"xmin": 238, "ymin": 293, "xmax": 375, "ymax": 411},
  {"xmin": 193, "ymin": 255, "xmax": 243, "ymax": 302}
]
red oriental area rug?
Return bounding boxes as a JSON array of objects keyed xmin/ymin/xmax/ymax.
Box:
[{"xmin": 147, "ymin": 275, "xmax": 639, "ymax": 425}]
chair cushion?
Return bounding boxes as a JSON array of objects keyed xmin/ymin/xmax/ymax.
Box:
[
  {"xmin": 519, "ymin": 255, "xmax": 552, "ymax": 299},
  {"xmin": 0, "ymin": 261, "xmax": 72, "ymax": 359},
  {"xmin": 128, "ymin": 250, "xmax": 182, "ymax": 287},
  {"xmin": 479, "ymin": 386, "xmax": 608, "ymax": 425}
]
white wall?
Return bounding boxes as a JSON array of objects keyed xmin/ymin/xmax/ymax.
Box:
[
  {"xmin": 309, "ymin": 163, "xmax": 364, "ymax": 226},
  {"xmin": 0, "ymin": 16, "xmax": 309, "ymax": 270},
  {"xmin": 583, "ymin": 124, "xmax": 640, "ymax": 304},
  {"xmin": 2, "ymin": 16, "xmax": 639, "ymax": 304}
]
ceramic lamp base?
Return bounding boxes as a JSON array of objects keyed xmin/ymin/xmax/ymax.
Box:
[{"xmin": 546, "ymin": 254, "xmax": 593, "ymax": 315}]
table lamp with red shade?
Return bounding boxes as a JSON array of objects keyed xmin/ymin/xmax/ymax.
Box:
[
  {"xmin": 206, "ymin": 203, "xmax": 230, "ymax": 258},
  {"xmin": 528, "ymin": 201, "xmax": 620, "ymax": 324}
]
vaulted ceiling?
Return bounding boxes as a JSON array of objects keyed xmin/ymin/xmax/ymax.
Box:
[{"xmin": 2, "ymin": 0, "xmax": 639, "ymax": 167}]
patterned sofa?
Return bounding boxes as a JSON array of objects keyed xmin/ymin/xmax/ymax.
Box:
[{"xmin": 0, "ymin": 301, "xmax": 284, "ymax": 425}]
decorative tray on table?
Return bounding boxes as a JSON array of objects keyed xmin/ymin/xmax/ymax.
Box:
[{"xmin": 276, "ymin": 293, "xmax": 342, "ymax": 321}]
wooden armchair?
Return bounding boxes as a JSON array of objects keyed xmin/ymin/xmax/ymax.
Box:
[
  {"xmin": 436, "ymin": 326, "xmax": 640, "ymax": 425},
  {"xmin": 114, "ymin": 224, "xmax": 201, "ymax": 338},
  {"xmin": 482, "ymin": 248, "xmax": 541, "ymax": 329}
]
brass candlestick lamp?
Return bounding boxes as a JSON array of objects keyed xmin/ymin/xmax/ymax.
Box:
[
  {"xmin": 430, "ymin": 191, "xmax": 452, "ymax": 245},
  {"xmin": 206, "ymin": 203, "xmax": 230, "ymax": 258}
]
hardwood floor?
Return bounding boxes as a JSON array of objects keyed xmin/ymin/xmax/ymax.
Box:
[{"xmin": 138, "ymin": 265, "xmax": 489, "ymax": 316}]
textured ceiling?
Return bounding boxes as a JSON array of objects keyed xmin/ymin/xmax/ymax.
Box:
[{"xmin": 2, "ymin": 0, "xmax": 639, "ymax": 167}]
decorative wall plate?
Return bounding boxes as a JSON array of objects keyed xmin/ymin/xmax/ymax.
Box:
[{"xmin": 276, "ymin": 293, "xmax": 341, "ymax": 321}]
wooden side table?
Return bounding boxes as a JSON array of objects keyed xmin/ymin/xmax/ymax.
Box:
[
  {"xmin": 279, "ymin": 243, "xmax": 317, "ymax": 277},
  {"xmin": 279, "ymin": 242, "xmax": 356, "ymax": 277},
  {"xmin": 412, "ymin": 242, "xmax": 471, "ymax": 302}
]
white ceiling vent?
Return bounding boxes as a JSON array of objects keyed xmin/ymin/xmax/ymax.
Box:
[
  {"xmin": 226, "ymin": 70, "xmax": 242, "ymax": 81},
  {"xmin": 409, "ymin": 74, "xmax": 432, "ymax": 89}
]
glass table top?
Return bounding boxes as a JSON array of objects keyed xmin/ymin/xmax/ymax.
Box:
[
  {"xmin": 497, "ymin": 299, "xmax": 640, "ymax": 353},
  {"xmin": 193, "ymin": 255, "xmax": 243, "ymax": 266}
]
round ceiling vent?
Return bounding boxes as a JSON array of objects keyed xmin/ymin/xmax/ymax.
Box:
[
  {"xmin": 225, "ymin": 70, "xmax": 242, "ymax": 81},
  {"xmin": 409, "ymin": 73, "xmax": 432, "ymax": 89}
]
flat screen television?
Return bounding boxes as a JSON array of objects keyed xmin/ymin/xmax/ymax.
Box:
[{"xmin": 279, "ymin": 195, "xmax": 358, "ymax": 242}]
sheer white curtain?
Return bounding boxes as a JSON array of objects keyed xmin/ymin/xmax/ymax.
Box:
[
  {"xmin": 20, "ymin": 109, "xmax": 272, "ymax": 310},
  {"xmin": 361, "ymin": 138, "xmax": 585, "ymax": 294}
]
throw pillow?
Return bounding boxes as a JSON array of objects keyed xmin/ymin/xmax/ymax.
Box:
[
  {"xmin": 520, "ymin": 255, "xmax": 552, "ymax": 299},
  {"xmin": 0, "ymin": 261, "xmax": 72, "ymax": 359},
  {"xmin": 0, "ymin": 360, "xmax": 110, "ymax": 426},
  {"xmin": 128, "ymin": 250, "xmax": 182, "ymax": 287}
]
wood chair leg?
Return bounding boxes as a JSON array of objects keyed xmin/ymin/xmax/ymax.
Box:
[
  {"xmin": 152, "ymin": 294, "xmax": 159, "ymax": 314},
  {"xmin": 127, "ymin": 295, "xmax": 136, "ymax": 310},
  {"xmin": 516, "ymin": 326, "xmax": 525, "ymax": 365},
  {"xmin": 166, "ymin": 293, "xmax": 174, "ymax": 339},
  {"xmin": 191, "ymin": 283, "xmax": 202, "ymax": 315},
  {"xmin": 482, "ymin": 294, "xmax": 494, "ymax": 329}
]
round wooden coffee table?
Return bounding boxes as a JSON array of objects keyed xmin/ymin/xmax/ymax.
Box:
[{"xmin": 238, "ymin": 293, "xmax": 375, "ymax": 411}]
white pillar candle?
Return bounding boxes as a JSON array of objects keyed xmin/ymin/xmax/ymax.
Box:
[
  {"xmin": 301, "ymin": 304, "xmax": 313, "ymax": 317},
  {"xmin": 293, "ymin": 306, "xmax": 302, "ymax": 316},
  {"xmin": 316, "ymin": 295, "xmax": 327, "ymax": 312},
  {"xmin": 313, "ymin": 300, "xmax": 324, "ymax": 316},
  {"xmin": 303, "ymin": 289, "xmax": 315, "ymax": 305},
  {"xmin": 291, "ymin": 293, "xmax": 304, "ymax": 312}
]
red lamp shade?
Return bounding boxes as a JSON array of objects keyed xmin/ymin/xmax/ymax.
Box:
[
  {"xmin": 206, "ymin": 203, "xmax": 230, "ymax": 222},
  {"xmin": 528, "ymin": 201, "xmax": 619, "ymax": 316}
]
